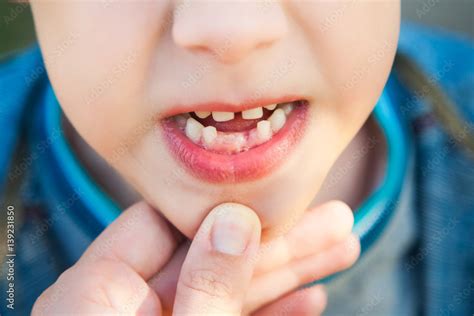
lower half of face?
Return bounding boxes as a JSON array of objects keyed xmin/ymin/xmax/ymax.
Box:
[{"xmin": 31, "ymin": 1, "xmax": 400, "ymax": 239}]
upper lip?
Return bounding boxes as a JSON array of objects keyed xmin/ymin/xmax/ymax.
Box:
[{"xmin": 160, "ymin": 95, "xmax": 308, "ymax": 119}]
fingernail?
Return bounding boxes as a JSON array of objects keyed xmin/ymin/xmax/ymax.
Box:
[{"xmin": 211, "ymin": 204, "xmax": 254, "ymax": 256}]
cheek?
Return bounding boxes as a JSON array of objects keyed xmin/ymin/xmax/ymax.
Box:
[
  {"xmin": 31, "ymin": 2, "xmax": 169, "ymax": 157},
  {"xmin": 292, "ymin": 1, "xmax": 400, "ymax": 126}
]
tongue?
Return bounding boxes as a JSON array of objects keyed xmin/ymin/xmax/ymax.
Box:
[{"xmin": 191, "ymin": 111, "xmax": 272, "ymax": 132}]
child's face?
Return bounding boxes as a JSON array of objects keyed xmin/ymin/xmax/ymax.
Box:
[{"xmin": 30, "ymin": 1, "xmax": 400, "ymax": 238}]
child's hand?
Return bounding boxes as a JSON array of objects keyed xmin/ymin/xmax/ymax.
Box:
[
  {"xmin": 32, "ymin": 201, "xmax": 358, "ymax": 315},
  {"xmin": 151, "ymin": 200, "xmax": 359, "ymax": 315}
]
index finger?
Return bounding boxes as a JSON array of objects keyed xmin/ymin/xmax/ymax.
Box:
[{"xmin": 78, "ymin": 201, "xmax": 180, "ymax": 280}]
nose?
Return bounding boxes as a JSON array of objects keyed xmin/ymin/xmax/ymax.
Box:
[{"xmin": 171, "ymin": 1, "xmax": 288, "ymax": 64}]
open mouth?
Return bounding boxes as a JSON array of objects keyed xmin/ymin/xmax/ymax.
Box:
[{"xmin": 160, "ymin": 98, "xmax": 309, "ymax": 182}]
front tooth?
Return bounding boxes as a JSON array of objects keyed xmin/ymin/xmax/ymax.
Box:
[
  {"xmin": 268, "ymin": 108, "xmax": 286, "ymax": 132},
  {"xmin": 279, "ymin": 102, "xmax": 294, "ymax": 115},
  {"xmin": 185, "ymin": 117, "xmax": 204, "ymax": 143},
  {"xmin": 257, "ymin": 120, "xmax": 272, "ymax": 142},
  {"xmin": 264, "ymin": 104, "xmax": 277, "ymax": 110},
  {"xmin": 242, "ymin": 107, "xmax": 263, "ymax": 119},
  {"xmin": 202, "ymin": 126, "xmax": 217, "ymax": 146},
  {"xmin": 212, "ymin": 111, "xmax": 234, "ymax": 122},
  {"xmin": 195, "ymin": 111, "xmax": 211, "ymax": 119}
]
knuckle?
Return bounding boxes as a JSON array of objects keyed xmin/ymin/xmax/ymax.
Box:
[
  {"xmin": 32, "ymin": 289, "xmax": 51, "ymax": 315},
  {"xmin": 180, "ymin": 268, "xmax": 233, "ymax": 299},
  {"xmin": 339, "ymin": 236, "xmax": 361, "ymax": 268},
  {"xmin": 303, "ymin": 286, "xmax": 328, "ymax": 314},
  {"xmin": 55, "ymin": 264, "xmax": 79, "ymax": 284},
  {"xmin": 327, "ymin": 201, "xmax": 354, "ymax": 242},
  {"xmin": 32, "ymin": 270, "xmax": 71, "ymax": 315},
  {"xmin": 329, "ymin": 200, "xmax": 354, "ymax": 223}
]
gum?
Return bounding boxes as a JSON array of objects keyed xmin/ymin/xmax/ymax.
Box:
[{"xmin": 199, "ymin": 128, "xmax": 266, "ymax": 154}]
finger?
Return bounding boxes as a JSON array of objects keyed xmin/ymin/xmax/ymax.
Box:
[
  {"xmin": 252, "ymin": 286, "xmax": 327, "ymax": 316},
  {"xmin": 149, "ymin": 241, "xmax": 189, "ymax": 314},
  {"xmin": 150, "ymin": 201, "xmax": 352, "ymax": 309},
  {"xmin": 256, "ymin": 200, "xmax": 353, "ymax": 275},
  {"xmin": 245, "ymin": 234, "xmax": 360, "ymax": 313},
  {"xmin": 174, "ymin": 203, "xmax": 261, "ymax": 315},
  {"xmin": 79, "ymin": 201, "xmax": 180, "ymax": 280}
]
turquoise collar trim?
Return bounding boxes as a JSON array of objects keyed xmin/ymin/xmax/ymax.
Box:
[
  {"xmin": 354, "ymin": 75, "xmax": 412, "ymax": 253},
  {"xmin": 38, "ymin": 85, "xmax": 121, "ymax": 232}
]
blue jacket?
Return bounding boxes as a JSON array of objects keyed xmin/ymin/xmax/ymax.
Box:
[{"xmin": 1, "ymin": 23, "xmax": 473, "ymax": 315}]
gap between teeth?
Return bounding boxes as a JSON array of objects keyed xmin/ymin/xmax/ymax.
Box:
[
  {"xmin": 195, "ymin": 103, "xmax": 280, "ymax": 122},
  {"xmin": 182, "ymin": 102, "xmax": 294, "ymax": 153}
]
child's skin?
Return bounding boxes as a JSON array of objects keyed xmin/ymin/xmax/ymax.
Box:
[{"xmin": 29, "ymin": 1, "xmax": 400, "ymax": 314}]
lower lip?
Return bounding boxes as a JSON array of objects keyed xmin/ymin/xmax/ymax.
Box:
[{"xmin": 160, "ymin": 102, "xmax": 309, "ymax": 183}]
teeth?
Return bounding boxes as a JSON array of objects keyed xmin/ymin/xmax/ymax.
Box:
[
  {"xmin": 183, "ymin": 101, "xmax": 298, "ymax": 151},
  {"xmin": 242, "ymin": 107, "xmax": 263, "ymax": 120},
  {"xmin": 268, "ymin": 108, "xmax": 286, "ymax": 133},
  {"xmin": 212, "ymin": 111, "xmax": 234, "ymax": 122},
  {"xmin": 279, "ymin": 102, "xmax": 294, "ymax": 115},
  {"xmin": 195, "ymin": 111, "xmax": 211, "ymax": 119},
  {"xmin": 257, "ymin": 120, "xmax": 272, "ymax": 142},
  {"xmin": 185, "ymin": 117, "xmax": 203, "ymax": 143},
  {"xmin": 264, "ymin": 104, "xmax": 277, "ymax": 111},
  {"xmin": 202, "ymin": 126, "xmax": 217, "ymax": 146}
]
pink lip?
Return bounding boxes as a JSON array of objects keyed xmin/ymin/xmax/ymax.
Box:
[{"xmin": 160, "ymin": 100, "xmax": 309, "ymax": 183}]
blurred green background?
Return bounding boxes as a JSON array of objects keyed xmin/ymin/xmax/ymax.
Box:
[
  {"xmin": 0, "ymin": 0, "xmax": 472, "ymax": 58},
  {"xmin": 0, "ymin": 1, "xmax": 35, "ymax": 57}
]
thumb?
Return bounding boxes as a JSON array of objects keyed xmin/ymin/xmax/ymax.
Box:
[{"xmin": 173, "ymin": 203, "xmax": 261, "ymax": 315}]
